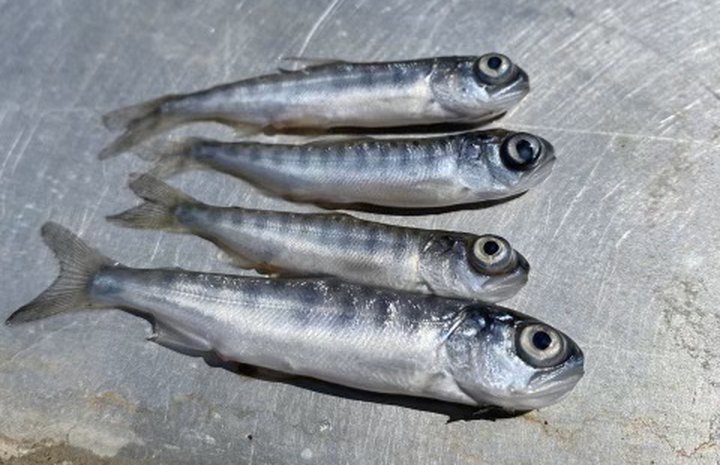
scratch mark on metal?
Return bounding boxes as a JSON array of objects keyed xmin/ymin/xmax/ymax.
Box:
[
  {"xmin": 593, "ymin": 253, "xmax": 618, "ymax": 309},
  {"xmin": 543, "ymin": 196, "xmax": 553, "ymax": 230},
  {"xmin": 614, "ymin": 228, "xmax": 633, "ymax": 250},
  {"xmin": 554, "ymin": 22, "xmax": 593, "ymax": 54},
  {"xmin": 553, "ymin": 0, "xmax": 720, "ymax": 111},
  {"xmin": 547, "ymin": 61, "xmax": 615, "ymax": 119},
  {"xmin": 2, "ymin": 322, "xmax": 78, "ymax": 367},
  {"xmin": 295, "ymin": 0, "xmax": 344, "ymax": 58},
  {"xmin": 701, "ymin": 84, "xmax": 720, "ymax": 102},
  {"xmin": 10, "ymin": 118, "xmax": 42, "ymax": 177},
  {"xmin": 0, "ymin": 129, "xmax": 25, "ymax": 181},
  {"xmin": 582, "ymin": 342, "xmax": 679, "ymax": 360},
  {"xmin": 600, "ymin": 180, "xmax": 624, "ymax": 201},
  {"xmin": 594, "ymin": 205, "xmax": 623, "ymax": 249},
  {"xmin": 658, "ymin": 114, "xmax": 676, "ymax": 126},
  {"xmin": 72, "ymin": 44, "xmax": 112, "ymax": 108},
  {"xmin": 0, "ymin": 107, "xmax": 9, "ymax": 130},
  {"xmin": 78, "ymin": 207, "xmax": 93, "ymax": 236},
  {"xmin": 78, "ymin": 183, "xmax": 111, "ymax": 236},
  {"xmin": 222, "ymin": 0, "xmax": 249, "ymax": 80},
  {"xmin": 508, "ymin": 123, "xmax": 717, "ymax": 146},
  {"xmin": 223, "ymin": 19, "xmax": 231, "ymax": 80},
  {"xmin": 551, "ymin": 144, "xmax": 608, "ymax": 240}
]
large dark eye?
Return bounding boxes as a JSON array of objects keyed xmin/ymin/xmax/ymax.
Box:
[
  {"xmin": 469, "ymin": 235, "xmax": 516, "ymax": 275},
  {"xmin": 474, "ymin": 53, "xmax": 515, "ymax": 85},
  {"xmin": 501, "ymin": 133, "xmax": 543, "ymax": 170},
  {"xmin": 516, "ymin": 323, "xmax": 570, "ymax": 368}
]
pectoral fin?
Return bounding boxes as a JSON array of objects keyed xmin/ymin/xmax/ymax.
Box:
[
  {"xmin": 148, "ymin": 321, "xmax": 213, "ymax": 355},
  {"xmin": 213, "ymin": 249, "xmax": 311, "ymax": 278}
]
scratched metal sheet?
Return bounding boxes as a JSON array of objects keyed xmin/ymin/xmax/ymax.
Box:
[{"xmin": 0, "ymin": 0, "xmax": 718, "ymax": 463}]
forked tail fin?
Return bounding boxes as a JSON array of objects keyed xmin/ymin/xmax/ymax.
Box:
[
  {"xmin": 5, "ymin": 223, "xmax": 119, "ymax": 325},
  {"xmin": 107, "ymin": 174, "xmax": 200, "ymax": 231},
  {"xmin": 99, "ymin": 95, "xmax": 182, "ymax": 160}
]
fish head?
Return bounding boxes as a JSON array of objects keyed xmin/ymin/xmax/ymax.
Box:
[
  {"xmin": 431, "ymin": 54, "xmax": 529, "ymax": 120},
  {"xmin": 457, "ymin": 130, "xmax": 556, "ymax": 200},
  {"xmin": 418, "ymin": 233, "xmax": 529, "ymax": 302},
  {"xmin": 444, "ymin": 306, "xmax": 584, "ymax": 410}
]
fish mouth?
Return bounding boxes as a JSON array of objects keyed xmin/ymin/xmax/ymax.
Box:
[
  {"xmin": 512, "ymin": 68, "xmax": 530, "ymax": 94},
  {"xmin": 479, "ymin": 252, "xmax": 530, "ymax": 302},
  {"xmin": 489, "ymin": 68, "xmax": 530, "ymax": 107},
  {"xmin": 479, "ymin": 363, "xmax": 584, "ymax": 411},
  {"xmin": 532, "ymin": 137, "xmax": 556, "ymax": 172},
  {"xmin": 532, "ymin": 369, "xmax": 584, "ymax": 396},
  {"xmin": 524, "ymin": 358, "xmax": 585, "ymax": 407}
]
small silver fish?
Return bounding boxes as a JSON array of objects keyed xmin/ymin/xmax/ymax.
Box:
[
  {"xmin": 6, "ymin": 223, "xmax": 584, "ymax": 411},
  {"xmin": 100, "ymin": 54, "xmax": 530, "ymax": 158},
  {"xmin": 108, "ymin": 174, "xmax": 529, "ymax": 302},
  {"xmin": 120, "ymin": 130, "xmax": 555, "ymax": 209}
]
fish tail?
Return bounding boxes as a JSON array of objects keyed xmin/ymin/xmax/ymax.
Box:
[
  {"xmin": 102, "ymin": 95, "xmax": 174, "ymax": 131},
  {"xmin": 107, "ymin": 173, "xmax": 199, "ymax": 231},
  {"xmin": 135, "ymin": 137, "xmax": 207, "ymax": 179},
  {"xmin": 5, "ymin": 223, "xmax": 117, "ymax": 325},
  {"xmin": 99, "ymin": 95, "xmax": 183, "ymax": 160}
]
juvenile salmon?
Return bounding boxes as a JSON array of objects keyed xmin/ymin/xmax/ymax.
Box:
[
  {"xmin": 108, "ymin": 175, "xmax": 529, "ymax": 302},
  {"xmin": 122, "ymin": 130, "xmax": 555, "ymax": 209},
  {"xmin": 100, "ymin": 54, "xmax": 530, "ymax": 158},
  {"xmin": 6, "ymin": 223, "xmax": 584, "ymax": 411}
]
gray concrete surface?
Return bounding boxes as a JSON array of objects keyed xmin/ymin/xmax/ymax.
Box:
[{"xmin": 1, "ymin": 0, "xmax": 719, "ymax": 464}]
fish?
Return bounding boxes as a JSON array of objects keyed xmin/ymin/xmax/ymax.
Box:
[
  {"xmin": 99, "ymin": 54, "xmax": 530, "ymax": 158},
  {"xmin": 107, "ymin": 174, "xmax": 530, "ymax": 302},
  {"xmin": 5, "ymin": 222, "xmax": 584, "ymax": 411},
  {"xmin": 118, "ymin": 129, "xmax": 555, "ymax": 209}
]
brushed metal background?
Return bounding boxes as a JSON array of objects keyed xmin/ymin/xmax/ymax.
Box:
[{"xmin": 0, "ymin": 1, "xmax": 718, "ymax": 463}]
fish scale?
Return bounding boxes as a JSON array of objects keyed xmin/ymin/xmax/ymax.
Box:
[{"xmin": 214, "ymin": 208, "xmax": 416, "ymax": 281}]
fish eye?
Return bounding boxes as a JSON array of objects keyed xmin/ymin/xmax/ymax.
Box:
[
  {"xmin": 474, "ymin": 53, "xmax": 515, "ymax": 85},
  {"xmin": 516, "ymin": 323, "xmax": 570, "ymax": 368},
  {"xmin": 500, "ymin": 133, "xmax": 543, "ymax": 170},
  {"xmin": 469, "ymin": 235, "xmax": 515, "ymax": 275}
]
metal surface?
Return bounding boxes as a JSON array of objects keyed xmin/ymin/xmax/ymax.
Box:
[{"xmin": 0, "ymin": 0, "xmax": 718, "ymax": 463}]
